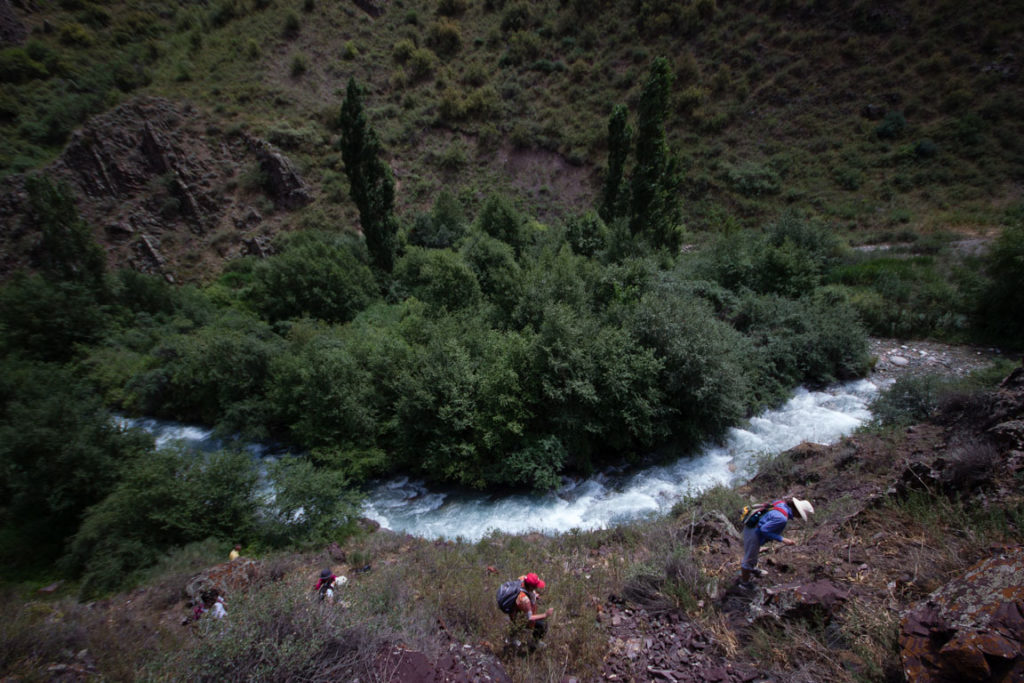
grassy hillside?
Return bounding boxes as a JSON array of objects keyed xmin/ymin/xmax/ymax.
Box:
[{"xmin": 3, "ymin": 0, "xmax": 1022, "ymax": 236}]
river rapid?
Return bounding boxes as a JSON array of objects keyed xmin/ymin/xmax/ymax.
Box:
[{"xmin": 123, "ymin": 378, "xmax": 879, "ymax": 541}]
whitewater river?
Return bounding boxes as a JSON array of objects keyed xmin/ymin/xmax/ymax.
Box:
[{"xmin": 123, "ymin": 378, "xmax": 879, "ymax": 541}]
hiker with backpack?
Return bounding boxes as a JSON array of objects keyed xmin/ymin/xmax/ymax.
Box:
[
  {"xmin": 496, "ymin": 572, "xmax": 553, "ymax": 645},
  {"xmin": 737, "ymin": 497, "xmax": 814, "ymax": 590},
  {"xmin": 313, "ymin": 567, "xmax": 347, "ymax": 604}
]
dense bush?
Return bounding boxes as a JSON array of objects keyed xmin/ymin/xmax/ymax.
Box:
[
  {"xmin": 976, "ymin": 221, "xmax": 1024, "ymax": 346},
  {"xmin": 405, "ymin": 190, "xmax": 468, "ymax": 248},
  {"xmin": 128, "ymin": 310, "xmax": 284, "ymax": 426},
  {"xmin": 63, "ymin": 447, "xmax": 259, "ymax": 597},
  {"xmin": 869, "ymin": 373, "xmax": 947, "ymax": 428},
  {"xmin": 248, "ymin": 231, "xmax": 378, "ymax": 325},
  {"xmin": 0, "ymin": 360, "xmax": 151, "ymax": 569}
]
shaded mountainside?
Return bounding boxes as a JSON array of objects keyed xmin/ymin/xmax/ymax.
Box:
[
  {"xmin": 1, "ymin": 0, "xmax": 1023, "ymax": 282},
  {"xmin": 10, "ymin": 362, "xmax": 1022, "ymax": 682}
]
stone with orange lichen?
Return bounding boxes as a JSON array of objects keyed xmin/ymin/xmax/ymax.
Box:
[{"xmin": 899, "ymin": 546, "xmax": 1024, "ymax": 682}]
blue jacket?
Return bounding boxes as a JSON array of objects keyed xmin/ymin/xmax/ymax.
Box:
[{"xmin": 756, "ymin": 502, "xmax": 792, "ymax": 544}]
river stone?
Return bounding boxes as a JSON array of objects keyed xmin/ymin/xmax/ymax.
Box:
[
  {"xmin": 889, "ymin": 355, "xmax": 910, "ymax": 366},
  {"xmin": 899, "ymin": 546, "xmax": 1024, "ymax": 682}
]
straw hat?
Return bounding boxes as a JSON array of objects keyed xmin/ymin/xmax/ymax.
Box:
[{"xmin": 792, "ymin": 497, "xmax": 814, "ymax": 521}]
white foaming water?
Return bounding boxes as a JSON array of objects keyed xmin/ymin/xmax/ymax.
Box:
[
  {"xmin": 362, "ymin": 378, "xmax": 878, "ymax": 540},
  {"xmin": 117, "ymin": 379, "xmax": 878, "ymax": 541}
]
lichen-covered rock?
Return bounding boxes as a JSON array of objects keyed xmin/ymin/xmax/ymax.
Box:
[{"xmin": 899, "ymin": 546, "xmax": 1024, "ymax": 682}]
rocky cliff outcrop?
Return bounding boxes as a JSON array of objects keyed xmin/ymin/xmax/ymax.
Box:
[{"xmin": 0, "ymin": 96, "xmax": 313, "ymax": 283}]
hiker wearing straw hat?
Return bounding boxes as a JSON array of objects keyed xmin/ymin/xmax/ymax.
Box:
[{"xmin": 738, "ymin": 497, "xmax": 814, "ymax": 590}]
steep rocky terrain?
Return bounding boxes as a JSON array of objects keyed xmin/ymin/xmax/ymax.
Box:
[{"xmin": 0, "ymin": 96, "xmax": 312, "ymax": 283}]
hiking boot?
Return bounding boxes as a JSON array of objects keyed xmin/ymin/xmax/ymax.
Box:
[
  {"xmin": 753, "ymin": 568, "xmax": 768, "ymax": 578},
  {"xmin": 736, "ymin": 581, "xmax": 756, "ymax": 591}
]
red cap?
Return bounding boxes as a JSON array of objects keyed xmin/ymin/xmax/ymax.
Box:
[{"xmin": 523, "ymin": 572, "xmax": 545, "ymax": 590}]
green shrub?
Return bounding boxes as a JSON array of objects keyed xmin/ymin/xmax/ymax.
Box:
[
  {"xmin": 393, "ymin": 246, "xmax": 482, "ymax": 314},
  {"xmin": 392, "ymin": 38, "xmax": 416, "ymax": 62},
  {"xmin": 0, "ymin": 360, "xmax": 151, "ymax": 569},
  {"xmin": 65, "ymin": 447, "xmax": 260, "ymax": 598},
  {"xmin": 976, "ymin": 222, "xmax": 1024, "ymax": 345},
  {"xmin": 869, "ymin": 373, "xmax": 947, "ymax": 427},
  {"xmin": 427, "ymin": 18, "xmax": 462, "ymax": 56},
  {"xmin": 501, "ymin": 2, "xmax": 532, "ymax": 32},
  {"xmin": 408, "ymin": 47, "xmax": 437, "ymax": 80},
  {"xmin": 474, "ymin": 194, "xmax": 529, "ymax": 255},
  {"xmin": 407, "ymin": 190, "xmax": 468, "ymax": 249},
  {"xmin": 460, "ymin": 232, "xmax": 523, "ymax": 316},
  {"xmin": 564, "ymin": 210, "xmax": 609, "ymax": 257},
  {"xmin": 290, "ymin": 53, "xmax": 308, "ymax": 77},
  {"xmin": 875, "ymin": 110, "xmax": 907, "ymax": 139},
  {"xmin": 249, "ymin": 231, "xmax": 378, "ymax": 325},
  {"xmin": 0, "ymin": 47, "xmax": 49, "ymax": 83},
  {"xmin": 58, "ymin": 22, "xmax": 95, "ymax": 46},
  {"xmin": 261, "ymin": 459, "xmax": 361, "ymax": 547},
  {"xmin": 129, "ymin": 310, "xmax": 283, "ymax": 425},
  {"xmin": 726, "ymin": 161, "xmax": 781, "ymax": 197},
  {"xmin": 209, "ymin": 0, "xmax": 238, "ymax": 27},
  {"xmin": 283, "ymin": 11, "xmax": 300, "ymax": 38}
]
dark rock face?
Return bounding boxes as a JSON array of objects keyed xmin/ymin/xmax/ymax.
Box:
[
  {"xmin": 899, "ymin": 546, "xmax": 1024, "ymax": 682},
  {"xmin": 0, "ymin": 0, "xmax": 26, "ymax": 46},
  {"xmin": 353, "ymin": 0, "xmax": 387, "ymax": 18},
  {"xmin": 251, "ymin": 139, "xmax": 312, "ymax": 210},
  {"xmin": 0, "ymin": 96, "xmax": 312, "ymax": 282}
]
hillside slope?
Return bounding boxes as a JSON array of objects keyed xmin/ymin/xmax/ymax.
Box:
[
  {"xmin": 4, "ymin": 354, "xmax": 1022, "ymax": 681},
  {"xmin": 1, "ymin": 0, "xmax": 1022, "ymax": 282}
]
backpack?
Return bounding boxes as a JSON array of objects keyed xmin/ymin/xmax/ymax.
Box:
[
  {"xmin": 740, "ymin": 500, "xmax": 788, "ymax": 529},
  {"xmin": 496, "ymin": 579, "xmax": 525, "ymax": 615},
  {"xmin": 318, "ymin": 577, "xmax": 334, "ymax": 601}
]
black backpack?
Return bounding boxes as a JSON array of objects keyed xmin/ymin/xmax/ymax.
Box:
[
  {"xmin": 740, "ymin": 501, "xmax": 787, "ymax": 528},
  {"xmin": 496, "ymin": 579, "xmax": 525, "ymax": 615}
]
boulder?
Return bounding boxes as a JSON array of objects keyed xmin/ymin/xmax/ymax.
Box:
[
  {"xmin": 251, "ymin": 139, "xmax": 312, "ymax": 210},
  {"xmin": 899, "ymin": 546, "xmax": 1024, "ymax": 682},
  {"xmin": 749, "ymin": 579, "xmax": 850, "ymax": 624}
]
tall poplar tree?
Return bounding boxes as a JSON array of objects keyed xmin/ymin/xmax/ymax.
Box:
[
  {"xmin": 600, "ymin": 103, "xmax": 632, "ymax": 223},
  {"xmin": 338, "ymin": 78, "xmax": 398, "ymax": 274},
  {"xmin": 629, "ymin": 57, "xmax": 681, "ymax": 251}
]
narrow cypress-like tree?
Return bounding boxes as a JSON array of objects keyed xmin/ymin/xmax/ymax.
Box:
[
  {"xmin": 338, "ymin": 78, "xmax": 398, "ymax": 274},
  {"xmin": 629, "ymin": 57, "xmax": 681, "ymax": 250},
  {"xmin": 600, "ymin": 103, "xmax": 632, "ymax": 223}
]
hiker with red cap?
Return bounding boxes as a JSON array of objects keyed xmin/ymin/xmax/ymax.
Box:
[
  {"xmin": 738, "ymin": 496, "xmax": 814, "ymax": 590},
  {"xmin": 496, "ymin": 571, "xmax": 553, "ymax": 645}
]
